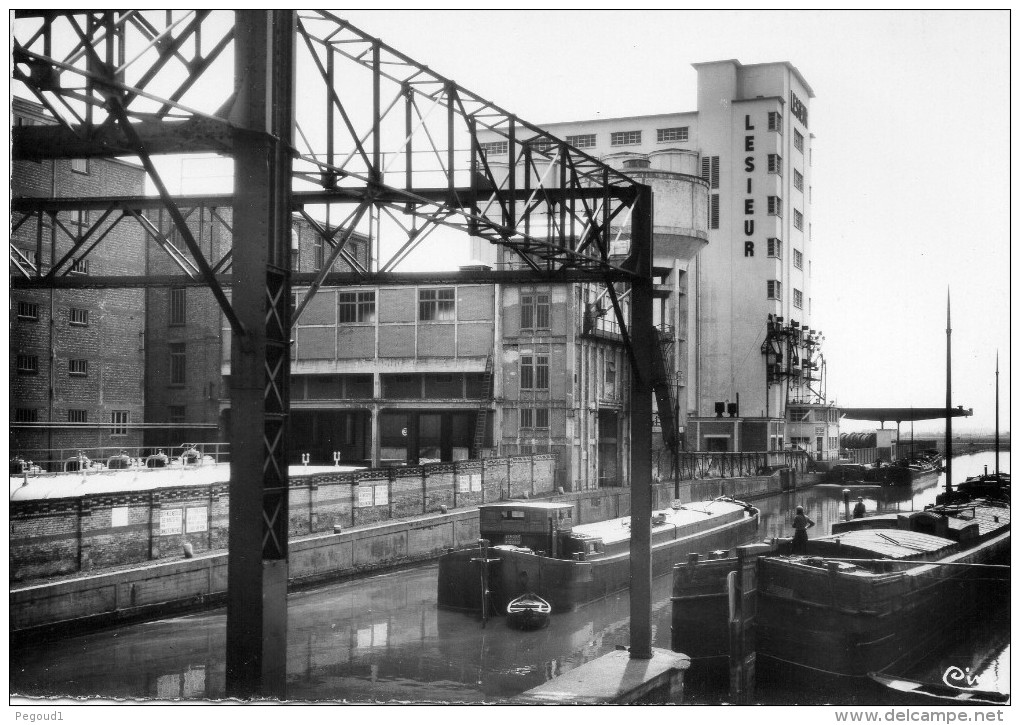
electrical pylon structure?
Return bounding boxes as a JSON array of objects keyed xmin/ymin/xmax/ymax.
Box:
[{"xmin": 11, "ymin": 10, "xmax": 656, "ymax": 697}]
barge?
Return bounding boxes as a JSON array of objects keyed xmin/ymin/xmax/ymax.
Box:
[
  {"xmin": 438, "ymin": 497, "xmax": 759, "ymax": 614},
  {"xmin": 671, "ymin": 497, "xmax": 1010, "ymax": 680}
]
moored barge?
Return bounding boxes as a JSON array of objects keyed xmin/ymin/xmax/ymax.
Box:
[
  {"xmin": 439, "ymin": 497, "xmax": 759, "ymax": 614},
  {"xmin": 672, "ymin": 498, "xmax": 1009, "ymax": 680}
]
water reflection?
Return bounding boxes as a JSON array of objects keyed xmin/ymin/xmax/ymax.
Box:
[{"xmin": 10, "ymin": 452, "xmax": 1009, "ymax": 704}]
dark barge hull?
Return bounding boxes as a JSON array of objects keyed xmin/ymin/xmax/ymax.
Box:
[
  {"xmin": 671, "ymin": 506, "xmax": 1009, "ymax": 681},
  {"xmin": 439, "ymin": 507, "xmax": 759, "ymax": 614}
]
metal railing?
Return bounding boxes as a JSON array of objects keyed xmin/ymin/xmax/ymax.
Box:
[
  {"xmin": 671, "ymin": 450, "xmax": 810, "ymax": 480},
  {"xmin": 10, "ymin": 442, "xmax": 230, "ymax": 475}
]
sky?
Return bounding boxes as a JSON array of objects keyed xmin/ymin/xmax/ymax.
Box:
[
  {"xmin": 327, "ymin": 9, "xmax": 1011, "ymax": 436},
  {"xmin": 14, "ymin": 10, "xmax": 1008, "ymax": 436}
]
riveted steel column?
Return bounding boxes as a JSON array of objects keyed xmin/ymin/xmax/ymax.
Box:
[
  {"xmin": 628, "ymin": 184, "xmax": 655, "ymax": 659},
  {"xmin": 225, "ymin": 10, "xmax": 295, "ymax": 699}
]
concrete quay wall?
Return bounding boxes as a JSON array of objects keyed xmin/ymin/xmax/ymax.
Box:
[{"xmin": 10, "ymin": 471, "xmax": 812, "ymax": 638}]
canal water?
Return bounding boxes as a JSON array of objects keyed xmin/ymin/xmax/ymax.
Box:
[{"xmin": 10, "ymin": 451, "xmax": 1009, "ymax": 704}]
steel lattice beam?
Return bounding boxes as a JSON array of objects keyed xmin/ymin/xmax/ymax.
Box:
[{"xmin": 11, "ymin": 9, "xmax": 658, "ymax": 693}]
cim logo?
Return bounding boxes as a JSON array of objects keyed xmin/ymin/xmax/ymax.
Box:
[{"xmin": 942, "ymin": 665, "xmax": 980, "ymax": 690}]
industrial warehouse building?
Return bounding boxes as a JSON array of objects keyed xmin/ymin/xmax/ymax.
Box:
[
  {"xmin": 494, "ymin": 59, "xmax": 839, "ymax": 459},
  {"xmin": 11, "ymin": 58, "xmax": 840, "ymax": 486}
]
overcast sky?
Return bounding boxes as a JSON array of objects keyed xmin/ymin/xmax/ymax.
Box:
[{"xmin": 327, "ymin": 9, "xmax": 1010, "ymax": 436}]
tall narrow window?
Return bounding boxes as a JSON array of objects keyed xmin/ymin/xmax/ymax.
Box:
[
  {"xmin": 767, "ymin": 280, "xmax": 782, "ymax": 300},
  {"xmin": 111, "ymin": 410, "xmax": 129, "ymax": 436},
  {"xmin": 338, "ymin": 291, "xmax": 376, "ymax": 323},
  {"xmin": 520, "ymin": 292, "xmax": 551, "ymax": 330},
  {"xmin": 794, "ymin": 248, "xmax": 804, "ymax": 269},
  {"xmin": 794, "ymin": 169, "xmax": 804, "ymax": 191},
  {"xmin": 69, "ymin": 259, "xmax": 90, "ymax": 275},
  {"xmin": 419, "ymin": 288, "xmax": 455, "ymax": 321},
  {"xmin": 794, "ymin": 129, "xmax": 804, "ymax": 152},
  {"xmin": 701, "ymin": 155, "xmax": 720, "ymax": 188},
  {"xmin": 794, "ymin": 209, "xmax": 804, "ymax": 230},
  {"xmin": 520, "ymin": 354, "xmax": 550, "ymax": 391},
  {"xmin": 170, "ymin": 343, "xmax": 186, "ymax": 385},
  {"xmin": 768, "ymin": 112, "xmax": 783, "ymax": 134},
  {"xmin": 169, "ymin": 286, "xmax": 186, "ymax": 326},
  {"xmin": 767, "ymin": 153, "xmax": 783, "ymax": 175},
  {"xmin": 710, "ymin": 194, "xmax": 720, "ymax": 230},
  {"xmin": 768, "ymin": 196, "xmax": 783, "ymax": 217},
  {"xmin": 535, "ymin": 408, "xmax": 550, "ymax": 429},
  {"xmin": 793, "ymin": 288, "xmax": 804, "ymax": 309},
  {"xmin": 767, "ymin": 238, "xmax": 782, "ymax": 259},
  {"xmin": 519, "ymin": 408, "xmax": 534, "ymax": 429},
  {"xmin": 169, "ymin": 405, "xmax": 186, "ymax": 424}
]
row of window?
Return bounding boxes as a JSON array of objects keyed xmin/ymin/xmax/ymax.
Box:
[
  {"xmin": 13, "ymin": 408, "xmax": 131, "ymax": 434},
  {"xmin": 478, "ymin": 126, "xmax": 691, "ymax": 156},
  {"xmin": 519, "ymin": 408, "xmax": 550, "ymax": 429},
  {"xmin": 16, "ymin": 302, "xmax": 90, "ymax": 325},
  {"xmin": 766, "ymin": 281, "xmax": 806, "ymax": 309}
]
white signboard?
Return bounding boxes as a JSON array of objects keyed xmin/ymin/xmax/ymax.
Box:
[
  {"xmin": 186, "ymin": 506, "xmax": 208, "ymax": 533},
  {"xmin": 160, "ymin": 508, "xmax": 183, "ymax": 535},
  {"xmin": 358, "ymin": 486, "xmax": 374, "ymax": 508},
  {"xmin": 373, "ymin": 484, "xmax": 389, "ymax": 506},
  {"xmin": 110, "ymin": 506, "xmax": 129, "ymax": 528}
]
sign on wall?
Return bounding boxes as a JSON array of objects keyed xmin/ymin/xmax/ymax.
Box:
[
  {"xmin": 186, "ymin": 506, "xmax": 208, "ymax": 533},
  {"xmin": 111, "ymin": 506, "xmax": 129, "ymax": 528},
  {"xmin": 160, "ymin": 508, "xmax": 183, "ymax": 535},
  {"xmin": 456, "ymin": 473, "xmax": 482, "ymax": 493},
  {"xmin": 358, "ymin": 486, "xmax": 374, "ymax": 508}
]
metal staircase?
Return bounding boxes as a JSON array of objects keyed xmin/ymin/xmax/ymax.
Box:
[
  {"xmin": 651, "ymin": 326, "xmax": 679, "ymax": 450},
  {"xmin": 472, "ymin": 353, "xmax": 495, "ymax": 454}
]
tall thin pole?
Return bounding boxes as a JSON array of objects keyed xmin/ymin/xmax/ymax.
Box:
[
  {"xmin": 995, "ymin": 351, "xmax": 1000, "ymax": 476},
  {"xmin": 944, "ymin": 291, "xmax": 952, "ymax": 494}
]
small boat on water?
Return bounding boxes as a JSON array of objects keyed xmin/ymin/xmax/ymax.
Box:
[
  {"xmin": 438, "ymin": 497, "xmax": 759, "ymax": 614},
  {"xmin": 506, "ymin": 593, "xmax": 551, "ymax": 630}
]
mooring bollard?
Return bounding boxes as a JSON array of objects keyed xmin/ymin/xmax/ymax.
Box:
[{"xmin": 842, "ymin": 488, "xmax": 851, "ymax": 521}]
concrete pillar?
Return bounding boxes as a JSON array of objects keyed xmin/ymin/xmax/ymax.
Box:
[
  {"xmin": 370, "ymin": 405, "xmax": 380, "ymax": 468},
  {"xmin": 225, "ymin": 10, "xmax": 295, "ymax": 700}
]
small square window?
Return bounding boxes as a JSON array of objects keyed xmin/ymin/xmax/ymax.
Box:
[
  {"xmin": 69, "ymin": 359, "xmax": 88, "ymax": 377},
  {"xmin": 69, "ymin": 259, "xmax": 90, "ymax": 275},
  {"xmin": 17, "ymin": 355, "xmax": 39, "ymax": 374},
  {"xmin": 535, "ymin": 408, "xmax": 549, "ymax": 429},
  {"xmin": 419, "ymin": 288, "xmax": 455, "ymax": 321},
  {"xmin": 70, "ymin": 307, "xmax": 89, "ymax": 326},
  {"xmin": 17, "ymin": 301, "xmax": 39, "ymax": 321},
  {"xmin": 169, "ymin": 405, "xmax": 186, "ymax": 424},
  {"xmin": 520, "ymin": 408, "xmax": 534, "ymax": 429},
  {"xmin": 14, "ymin": 408, "xmax": 38, "ymax": 423},
  {"xmin": 70, "ymin": 158, "xmax": 90, "ymax": 174}
]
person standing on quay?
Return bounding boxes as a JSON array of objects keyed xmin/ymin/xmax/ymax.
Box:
[{"xmin": 792, "ymin": 506, "xmax": 815, "ymax": 554}]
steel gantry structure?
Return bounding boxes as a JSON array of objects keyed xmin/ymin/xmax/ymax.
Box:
[{"xmin": 11, "ymin": 10, "xmax": 656, "ymax": 697}]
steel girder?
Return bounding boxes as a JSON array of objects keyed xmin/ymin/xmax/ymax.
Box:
[{"xmin": 10, "ymin": 9, "xmax": 658, "ymax": 689}]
